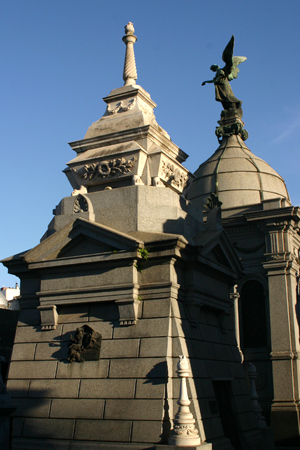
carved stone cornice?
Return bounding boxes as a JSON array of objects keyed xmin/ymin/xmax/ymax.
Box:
[
  {"xmin": 245, "ymin": 206, "xmax": 300, "ymax": 225},
  {"xmin": 263, "ymin": 253, "xmax": 295, "ymax": 274},
  {"xmin": 68, "ymin": 124, "xmax": 188, "ymax": 163},
  {"xmin": 37, "ymin": 282, "xmax": 141, "ymax": 329}
]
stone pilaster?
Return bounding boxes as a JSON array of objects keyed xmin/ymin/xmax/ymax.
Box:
[{"xmin": 262, "ymin": 218, "xmax": 300, "ymax": 442}]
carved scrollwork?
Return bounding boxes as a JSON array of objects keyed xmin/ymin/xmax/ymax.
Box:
[
  {"xmin": 73, "ymin": 156, "xmax": 137, "ymax": 182},
  {"xmin": 161, "ymin": 160, "xmax": 189, "ymax": 190},
  {"xmin": 106, "ymin": 99, "xmax": 135, "ymax": 115}
]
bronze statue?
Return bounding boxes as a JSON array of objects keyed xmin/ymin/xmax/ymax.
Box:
[{"xmin": 202, "ymin": 36, "xmax": 246, "ymax": 117}]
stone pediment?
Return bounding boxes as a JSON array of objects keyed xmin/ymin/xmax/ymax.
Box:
[
  {"xmin": 24, "ymin": 218, "xmax": 143, "ymax": 263},
  {"xmin": 194, "ymin": 229, "xmax": 243, "ymax": 275}
]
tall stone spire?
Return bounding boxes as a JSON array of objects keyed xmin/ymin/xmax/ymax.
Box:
[{"xmin": 122, "ymin": 22, "xmax": 137, "ymax": 86}]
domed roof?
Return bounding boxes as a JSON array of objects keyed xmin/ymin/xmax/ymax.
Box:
[{"xmin": 187, "ymin": 134, "xmax": 291, "ymax": 211}]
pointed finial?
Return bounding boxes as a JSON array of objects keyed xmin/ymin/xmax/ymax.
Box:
[
  {"xmin": 122, "ymin": 22, "xmax": 138, "ymax": 86},
  {"xmin": 168, "ymin": 356, "xmax": 201, "ymax": 446}
]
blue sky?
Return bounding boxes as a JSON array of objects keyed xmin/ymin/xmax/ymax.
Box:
[{"xmin": 1, "ymin": 1, "xmax": 300, "ymax": 287}]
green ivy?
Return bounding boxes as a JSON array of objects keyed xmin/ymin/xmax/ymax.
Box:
[
  {"xmin": 135, "ymin": 248, "xmax": 149, "ymax": 272},
  {"xmin": 138, "ymin": 248, "xmax": 149, "ymax": 261}
]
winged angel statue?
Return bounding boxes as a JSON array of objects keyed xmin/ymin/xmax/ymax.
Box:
[{"xmin": 202, "ymin": 36, "xmax": 246, "ymax": 117}]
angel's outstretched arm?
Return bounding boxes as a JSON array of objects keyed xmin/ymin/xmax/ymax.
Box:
[{"xmin": 202, "ymin": 79, "xmax": 214, "ymax": 86}]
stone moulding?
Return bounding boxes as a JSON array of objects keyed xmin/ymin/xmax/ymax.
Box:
[
  {"xmin": 37, "ymin": 282, "xmax": 141, "ymax": 330},
  {"xmin": 37, "ymin": 296, "xmax": 140, "ymax": 329},
  {"xmin": 69, "ymin": 125, "xmax": 188, "ymax": 165},
  {"xmin": 72, "ymin": 156, "xmax": 137, "ymax": 183}
]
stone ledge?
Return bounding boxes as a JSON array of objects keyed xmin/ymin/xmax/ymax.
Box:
[
  {"xmin": 11, "ymin": 438, "xmax": 213, "ymax": 450},
  {"xmin": 11, "ymin": 437, "xmax": 155, "ymax": 449},
  {"xmin": 156, "ymin": 445, "xmax": 212, "ymax": 449}
]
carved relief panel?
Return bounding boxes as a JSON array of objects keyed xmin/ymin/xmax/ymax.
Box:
[
  {"xmin": 68, "ymin": 325, "xmax": 102, "ymax": 363},
  {"xmin": 72, "ymin": 156, "xmax": 137, "ymax": 185}
]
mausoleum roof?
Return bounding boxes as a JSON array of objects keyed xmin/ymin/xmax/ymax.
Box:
[{"xmin": 187, "ymin": 133, "xmax": 291, "ymax": 212}]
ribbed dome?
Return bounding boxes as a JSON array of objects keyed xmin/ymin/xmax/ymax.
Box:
[{"xmin": 187, "ymin": 134, "xmax": 290, "ymax": 211}]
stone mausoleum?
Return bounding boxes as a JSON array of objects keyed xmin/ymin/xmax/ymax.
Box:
[{"xmin": 2, "ymin": 23, "xmax": 300, "ymax": 449}]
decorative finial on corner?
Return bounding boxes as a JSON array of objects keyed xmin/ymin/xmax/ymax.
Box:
[
  {"xmin": 168, "ymin": 356, "xmax": 201, "ymax": 446},
  {"xmin": 122, "ymin": 22, "xmax": 138, "ymax": 86}
]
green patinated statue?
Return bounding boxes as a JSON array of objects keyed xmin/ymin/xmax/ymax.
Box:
[{"xmin": 202, "ymin": 36, "xmax": 246, "ymax": 118}]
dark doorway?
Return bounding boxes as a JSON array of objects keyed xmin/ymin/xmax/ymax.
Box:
[{"xmin": 213, "ymin": 380, "xmax": 241, "ymax": 450}]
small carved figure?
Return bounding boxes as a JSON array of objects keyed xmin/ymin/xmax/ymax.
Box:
[
  {"xmin": 68, "ymin": 328, "xmax": 84, "ymax": 362},
  {"xmin": 68, "ymin": 325, "xmax": 102, "ymax": 363},
  {"xmin": 202, "ymin": 36, "xmax": 246, "ymax": 117}
]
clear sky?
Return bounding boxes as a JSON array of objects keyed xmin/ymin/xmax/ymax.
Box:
[{"xmin": 1, "ymin": 1, "xmax": 300, "ymax": 287}]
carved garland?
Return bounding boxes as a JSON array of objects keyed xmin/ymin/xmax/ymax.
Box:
[
  {"xmin": 161, "ymin": 160, "xmax": 189, "ymax": 190},
  {"xmin": 73, "ymin": 156, "xmax": 137, "ymax": 182},
  {"xmin": 106, "ymin": 99, "xmax": 135, "ymax": 115}
]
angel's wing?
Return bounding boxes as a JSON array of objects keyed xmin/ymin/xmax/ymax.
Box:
[
  {"xmin": 222, "ymin": 35, "xmax": 235, "ymax": 76},
  {"xmin": 229, "ymin": 56, "xmax": 247, "ymax": 80}
]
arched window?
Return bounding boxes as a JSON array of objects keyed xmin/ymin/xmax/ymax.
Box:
[{"xmin": 240, "ymin": 280, "xmax": 268, "ymax": 348}]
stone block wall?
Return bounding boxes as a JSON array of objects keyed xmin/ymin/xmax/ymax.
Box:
[
  {"xmin": 8, "ymin": 299, "xmax": 172, "ymax": 448},
  {"xmin": 7, "ymin": 292, "xmax": 264, "ymax": 449}
]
